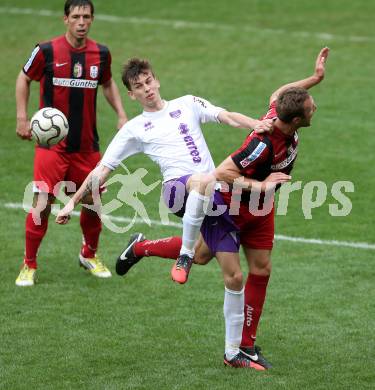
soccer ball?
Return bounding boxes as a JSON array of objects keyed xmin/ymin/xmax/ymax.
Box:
[{"xmin": 30, "ymin": 107, "xmax": 69, "ymax": 146}]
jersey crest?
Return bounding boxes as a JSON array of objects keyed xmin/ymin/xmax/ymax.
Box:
[
  {"xmin": 169, "ymin": 110, "xmax": 182, "ymax": 119},
  {"xmin": 90, "ymin": 65, "xmax": 98, "ymax": 78},
  {"xmin": 73, "ymin": 62, "xmax": 83, "ymax": 78}
]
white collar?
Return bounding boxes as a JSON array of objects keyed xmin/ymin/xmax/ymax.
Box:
[{"xmin": 142, "ymin": 100, "xmax": 169, "ymax": 118}]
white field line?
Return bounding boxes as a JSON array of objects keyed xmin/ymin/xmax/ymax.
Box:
[
  {"xmin": 4, "ymin": 202, "xmax": 375, "ymax": 251},
  {"xmin": 4, "ymin": 202, "xmax": 183, "ymax": 228},
  {"xmin": 0, "ymin": 7, "xmax": 374, "ymax": 43}
]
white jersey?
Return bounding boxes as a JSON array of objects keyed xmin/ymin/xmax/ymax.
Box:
[{"xmin": 101, "ymin": 95, "xmax": 224, "ymax": 182}]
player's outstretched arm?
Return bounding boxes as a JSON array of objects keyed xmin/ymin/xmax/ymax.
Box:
[
  {"xmin": 56, "ymin": 165, "xmax": 112, "ymax": 224},
  {"xmin": 269, "ymin": 47, "xmax": 330, "ymax": 104},
  {"xmin": 218, "ymin": 110, "xmax": 273, "ymax": 132},
  {"xmin": 15, "ymin": 71, "xmax": 33, "ymax": 140}
]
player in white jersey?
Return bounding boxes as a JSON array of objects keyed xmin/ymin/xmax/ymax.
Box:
[
  {"xmin": 56, "ymin": 58, "xmax": 272, "ymax": 285},
  {"xmin": 101, "ymin": 94, "xmax": 218, "ymax": 183},
  {"xmin": 56, "ymin": 58, "xmax": 273, "ymax": 367}
]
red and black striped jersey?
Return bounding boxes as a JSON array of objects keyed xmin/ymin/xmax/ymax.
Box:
[
  {"xmin": 231, "ymin": 101, "xmax": 299, "ymax": 181},
  {"xmin": 23, "ymin": 35, "xmax": 112, "ymax": 153}
]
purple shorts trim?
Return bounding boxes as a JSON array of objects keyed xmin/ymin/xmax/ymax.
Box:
[{"xmin": 162, "ymin": 176, "xmax": 239, "ymax": 254}]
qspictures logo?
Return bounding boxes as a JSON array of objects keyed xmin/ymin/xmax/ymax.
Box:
[{"xmin": 22, "ymin": 163, "xmax": 355, "ymax": 233}]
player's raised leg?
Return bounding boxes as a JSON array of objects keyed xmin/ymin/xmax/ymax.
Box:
[
  {"xmin": 116, "ymin": 234, "xmax": 186, "ymax": 276},
  {"xmin": 171, "ymin": 172, "xmax": 216, "ymax": 284},
  {"xmin": 116, "ymin": 232, "xmax": 146, "ymax": 276}
]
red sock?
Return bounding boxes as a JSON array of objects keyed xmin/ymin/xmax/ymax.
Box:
[
  {"xmin": 241, "ymin": 273, "xmax": 270, "ymax": 348},
  {"xmin": 25, "ymin": 212, "xmax": 49, "ymax": 269},
  {"xmin": 80, "ymin": 209, "xmax": 102, "ymax": 258},
  {"xmin": 24, "ymin": 258, "xmax": 37, "ymax": 269},
  {"xmin": 133, "ymin": 237, "xmax": 182, "ymax": 259}
]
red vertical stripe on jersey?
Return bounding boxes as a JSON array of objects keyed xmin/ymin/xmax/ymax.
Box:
[
  {"xmin": 50, "ymin": 37, "xmax": 72, "ymax": 152},
  {"xmin": 38, "ymin": 42, "xmax": 55, "ymax": 109}
]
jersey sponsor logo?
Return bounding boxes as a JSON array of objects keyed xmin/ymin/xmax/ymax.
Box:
[
  {"xmin": 245, "ymin": 304, "xmax": 253, "ymax": 327},
  {"xmin": 73, "ymin": 62, "xmax": 83, "ymax": 78},
  {"xmin": 24, "ymin": 45, "xmax": 40, "ymax": 73},
  {"xmin": 179, "ymin": 123, "xmax": 189, "ymax": 135},
  {"xmin": 178, "ymin": 123, "xmax": 201, "ymax": 163},
  {"xmin": 169, "ymin": 110, "xmax": 182, "ymax": 119},
  {"xmin": 56, "ymin": 62, "xmax": 68, "ymax": 68},
  {"xmin": 239, "ymin": 142, "xmax": 267, "ymax": 168},
  {"xmin": 90, "ymin": 65, "xmax": 98, "ymax": 78},
  {"xmin": 271, "ymin": 145, "xmax": 298, "ymax": 170},
  {"xmin": 52, "ymin": 77, "xmax": 98, "ymax": 89}
]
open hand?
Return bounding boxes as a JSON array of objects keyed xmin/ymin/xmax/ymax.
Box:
[
  {"xmin": 262, "ymin": 172, "xmax": 291, "ymax": 191},
  {"xmin": 314, "ymin": 47, "xmax": 329, "ymax": 80},
  {"xmin": 253, "ymin": 118, "xmax": 274, "ymax": 134}
]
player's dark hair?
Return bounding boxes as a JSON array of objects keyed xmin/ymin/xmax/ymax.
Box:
[
  {"xmin": 122, "ymin": 58, "xmax": 155, "ymax": 90},
  {"xmin": 276, "ymin": 87, "xmax": 310, "ymax": 123},
  {"xmin": 64, "ymin": 0, "xmax": 94, "ymax": 16}
]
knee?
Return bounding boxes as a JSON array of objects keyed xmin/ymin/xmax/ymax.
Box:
[
  {"xmin": 32, "ymin": 193, "xmax": 54, "ymax": 219},
  {"xmin": 224, "ymin": 270, "xmax": 243, "ymax": 291},
  {"xmin": 251, "ymin": 258, "xmax": 272, "ymax": 276},
  {"xmin": 194, "ymin": 252, "xmax": 213, "ymax": 265},
  {"xmin": 264, "ymin": 261, "xmax": 272, "ymax": 275},
  {"xmin": 82, "ymin": 193, "xmax": 94, "ymax": 205},
  {"xmin": 200, "ymin": 173, "xmax": 216, "ymax": 188},
  {"xmin": 189, "ymin": 173, "xmax": 216, "ymax": 195},
  {"xmin": 201, "ymin": 173, "xmax": 216, "ymax": 195},
  {"xmin": 81, "ymin": 194, "xmax": 102, "ymax": 217}
]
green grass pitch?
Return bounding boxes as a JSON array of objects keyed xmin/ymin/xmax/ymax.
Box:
[{"xmin": 0, "ymin": 1, "xmax": 374, "ymax": 389}]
